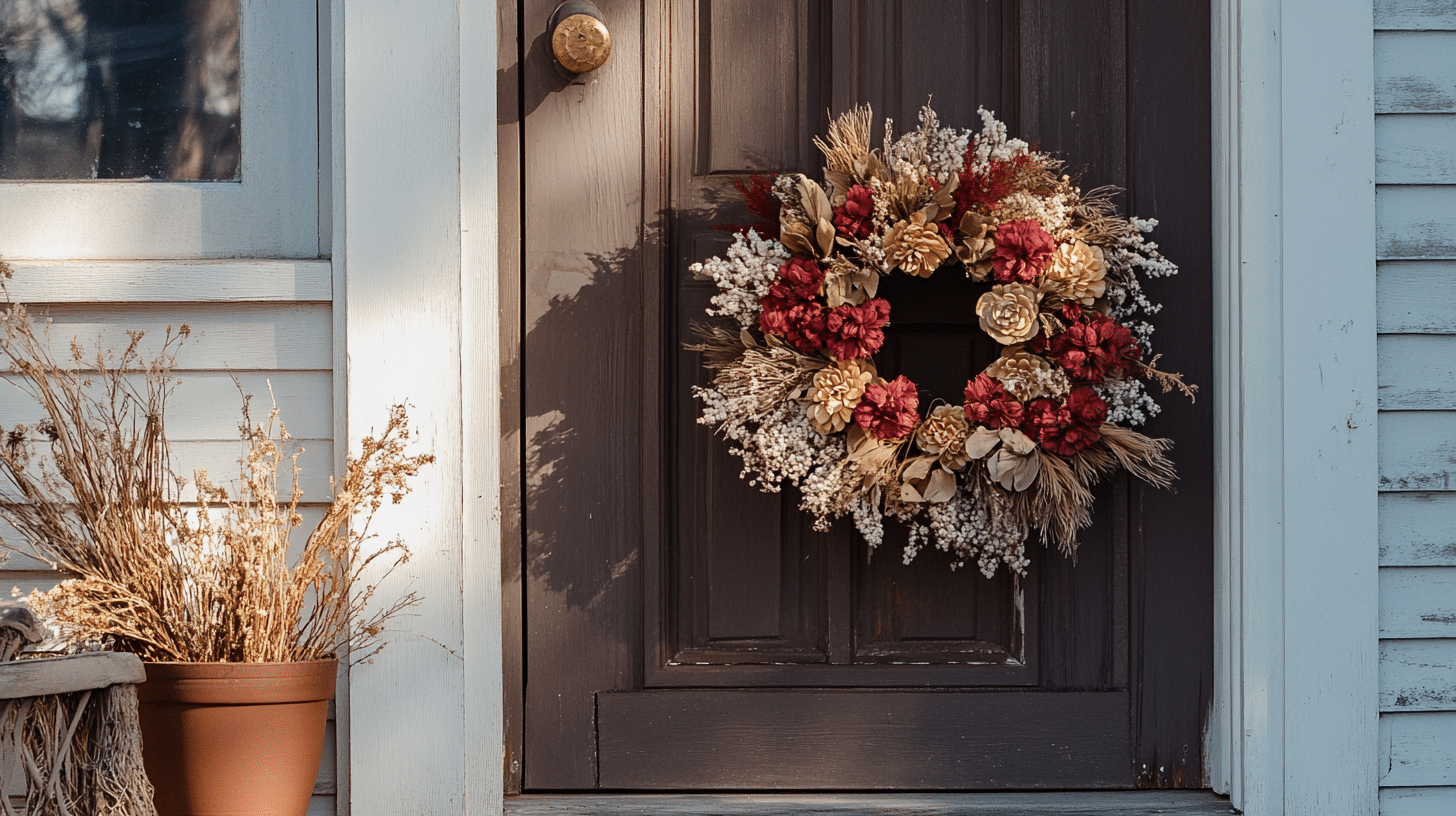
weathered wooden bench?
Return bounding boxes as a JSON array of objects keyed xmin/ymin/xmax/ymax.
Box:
[{"xmin": 0, "ymin": 604, "xmax": 156, "ymax": 816}]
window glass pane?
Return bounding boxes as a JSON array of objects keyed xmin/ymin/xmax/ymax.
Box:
[{"xmin": 0, "ymin": 0, "xmax": 240, "ymax": 180}]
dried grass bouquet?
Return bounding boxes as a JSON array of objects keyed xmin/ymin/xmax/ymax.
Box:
[{"xmin": 0, "ymin": 263, "xmax": 434, "ymax": 663}]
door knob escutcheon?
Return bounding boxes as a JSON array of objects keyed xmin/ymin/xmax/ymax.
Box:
[{"xmin": 550, "ymin": 2, "xmax": 611, "ymax": 76}]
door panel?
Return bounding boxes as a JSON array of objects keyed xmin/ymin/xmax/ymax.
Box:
[
  {"xmin": 516, "ymin": 0, "xmax": 1212, "ymax": 791},
  {"xmin": 597, "ymin": 691, "xmax": 1131, "ymax": 789}
]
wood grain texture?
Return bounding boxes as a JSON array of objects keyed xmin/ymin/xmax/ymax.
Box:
[
  {"xmin": 460, "ymin": 0, "xmax": 505, "ymax": 808},
  {"xmin": 1380, "ymin": 567, "xmax": 1456, "ymax": 637},
  {"xmin": 1380, "ymin": 492, "xmax": 1456, "ymax": 566},
  {"xmin": 1208, "ymin": 0, "xmax": 1280, "ymax": 802},
  {"xmin": 1380, "ymin": 411, "xmax": 1456, "ymax": 490},
  {"xmin": 9, "ymin": 303, "xmax": 333, "ymax": 370},
  {"xmin": 1380, "ymin": 786, "xmax": 1456, "ymax": 816},
  {"xmin": 1126, "ymin": 0, "xmax": 1214, "ymax": 788},
  {"xmin": 597, "ymin": 691, "xmax": 1132, "ymax": 790},
  {"xmin": 1376, "ymin": 0, "xmax": 1456, "ymax": 30},
  {"xmin": 0, "ymin": 371, "xmax": 331, "ymax": 439},
  {"xmin": 1379, "ymin": 261, "xmax": 1456, "ymax": 332},
  {"xmin": 1381, "ymin": 639, "xmax": 1456, "ymax": 711},
  {"xmin": 521, "ymin": 0, "xmax": 645, "ymax": 789},
  {"xmin": 0, "ymin": 0, "xmax": 319, "ymax": 259},
  {"xmin": 1378, "ymin": 335, "xmax": 1456, "ymax": 409},
  {"xmin": 1378, "ymin": 186, "xmax": 1456, "ymax": 259},
  {"xmin": 1377, "ymin": 115, "xmax": 1456, "ymax": 184},
  {"xmin": 503, "ymin": 791, "xmax": 1237, "ymax": 815},
  {"xmin": 340, "ymin": 1, "xmax": 469, "ymax": 814},
  {"xmin": 497, "ymin": 0, "xmax": 526, "ymax": 798},
  {"xmin": 1376, "ymin": 31, "xmax": 1456, "ymax": 113},
  {"xmin": 1381, "ymin": 711, "xmax": 1456, "ymax": 786},
  {"xmin": 0, "ymin": 652, "xmax": 145, "ymax": 698},
  {"xmin": 0, "ymin": 261, "xmax": 331, "ymax": 303},
  {"xmin": 1276, "ymin": 0, "xmax": 1380, "ymax": 813}
]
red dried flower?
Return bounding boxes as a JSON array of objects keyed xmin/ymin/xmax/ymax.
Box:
[
  {"xmin": 777, "ymin": 258, "xmax": 826, "ymax": 300},
  {"xmin": 1066, "ymin": 385, "xmax": 1109, "ymax": 426},
  {"xmin": 963, "ymin": 374, "xmax": 1025, "ymax": 430},
  {"xmin": 954, "ymin": 153, "xmax": 1034, "ymax": 218},
  {"xmin": 758, "ymin": 259, "xmax": 829, "ymax": 353},
  {"xmin": 991, "ymin": 219, "xmax": 1056, "ymax": 283},
  {"xmin": 833, "ymin": 185, "xmax": 874, "ymax": 240},
  {"xmin": 759, "ymin": 297, "xmax": 827, "ymax": 353},
  {"xmin": 1024, "ymin": 387, "xmax": 1106, "ymax": 456},
  {"xmin": 1048, "ymin": 314, "xmax": 1141, "ymax": 382},
  {"xmin": 824, "ymin": 298, "xmax": 891, "ymax": 361},
  {"xmin": 854, "ymin": 375, "xmax": 921, "ymax": 441},
  {"xmin": 713, "ymin": 173, "xmax": 782, "ymax": 236}
]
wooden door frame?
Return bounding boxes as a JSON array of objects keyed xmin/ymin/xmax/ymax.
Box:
[{"xmin": 328, "ymin": 0, "xmax": 1380, "ymax": 812}]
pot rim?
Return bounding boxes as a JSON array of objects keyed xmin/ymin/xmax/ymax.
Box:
[{"xmin": 138, "ymin": 658, "xmax": 338, "ymax": 705}]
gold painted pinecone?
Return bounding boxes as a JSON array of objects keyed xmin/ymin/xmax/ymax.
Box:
[
  {"xmin": 985, "ymin": 351, "xmax": 1068, "ymax": 402},
  {"xmin": 975, "ymin": 283, "xmax": 1043, "ymax": 345},
  {"xmin": 915, "ymin": 404, "xmax": 971, "ymax": 470},
  {"xmin": 806, "ymin": 359, "xmax": 875, "ymax": 433},
  {"xmin": 884, "ymin": 211, "xmax": 952, "ymax": 278},
  {"xmin": 1046, "ymin": 240, "xmax": 1107, "ymax": 305}
]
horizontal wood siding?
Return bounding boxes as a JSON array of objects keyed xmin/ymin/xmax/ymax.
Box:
[
  {"xmin": 1376, "ymin": 9, "xmax": 1456, "ymax": 806},
  {"xmin": 0, "ymin": 261, "xmax": 336, "ymax": 813},
  {"xmin": 1381, "ymin": 786, "xmax": 1456, "ymax": 816}
]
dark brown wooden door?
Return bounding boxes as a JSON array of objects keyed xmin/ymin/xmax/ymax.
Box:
[{"xmin": 503, "ymin": 0, "xmax": 1212, "ymax": 792}]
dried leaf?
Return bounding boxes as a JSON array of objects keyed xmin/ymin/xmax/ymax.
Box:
[
  {"xmin": 902, "ymin": 455, "xmax": 935, "ymax": 482},
  {"xmin": 924, "ymin": 467, "xmax": 956, "ymax": 503},
  {"xmin": 824, "ymin": 169, "xmax": 853, "ymax": 206},
  {"xmin": 965, "ymin": 427, "xmax": 1001, "ymax": 459}
]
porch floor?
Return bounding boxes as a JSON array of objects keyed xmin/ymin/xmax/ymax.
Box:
[{"xmin": 505, "ymin": 791, "xmax": 1235, "ymax": 815}]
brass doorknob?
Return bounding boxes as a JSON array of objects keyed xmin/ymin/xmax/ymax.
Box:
[{"xmin": 550, "ymin": 2, "xmax": 611, "ymax": 75}]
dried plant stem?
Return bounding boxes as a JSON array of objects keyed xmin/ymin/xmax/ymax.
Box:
[{"xmin": 0, "ymin": 266, "xmax": 433, "ymax": 663}]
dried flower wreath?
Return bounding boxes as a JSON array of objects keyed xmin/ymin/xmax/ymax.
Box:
[{"xmin": 690, "ymin": 105, "xmax": 1195, "ymax": 578}]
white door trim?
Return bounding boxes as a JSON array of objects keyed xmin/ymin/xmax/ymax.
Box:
[
  {"xmin": 1209, "ymin": 0, "xmax": 1379, "ymax": 813},
  {"xmin": 335, "ymin": 0, "xmax": 1383, "ymax": 813},
  {"xmin": 334, "ymin": 0, "xmax": 501, "ymax": 814}
]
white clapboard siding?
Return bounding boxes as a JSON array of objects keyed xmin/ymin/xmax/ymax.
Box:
[
  {"xmin": 1379, "ymin": 411, "xmax": 1456, "ymax": 490},
  {"xmin": 1382, "ymin": 786, "xmax": 1456, "ymax": 816},
  {"xmin": 1377, "ymin": 0, "xmax": 1456, "ymax": 30},
  {"xmin": 1378, "ymin": 335, "xmax": 1456, "ymax": 408},
  {"xmin": 13, "ymin": 303, "xmax": 333, "ymax": 371},
  {"xmin": 1376, "ymin": 31, "xmax": 1456, "ymax": 113},
  {"xmin": 1379, "ymin": 262, "xmax": 1456, "ymax": 332},
  {"xmin": 1381, "ymin": 712, "xmax": 1456, "ymax": 786},
  {"xmin": 1377, "ymin": 186, "xmax": 1456, "ymax": 259},
  {"xmin": 1377, "ymin": 116, "xmax": 1456, "ymax": 184},
  {"xmin": 0, "ymin": 371, "xmax": 332, "ymax": 440},
  {"xmin": 0, "ymin": 261, "xmax": 330, "ymax": 303},
  {"xmin": 0, "ymin": 505, "xmax": 334, "ymax": 574},
  {"xmin": 1382, "ymin": 639, "xmax": 1456, "ymax": 711},
  {"xmin": 1381, "ymin": 568, "xmax": 1456, "ymax": 637},
  {"xmin": 1380, "ymin": 493, "xmax": 1456, "ymax": 566}
]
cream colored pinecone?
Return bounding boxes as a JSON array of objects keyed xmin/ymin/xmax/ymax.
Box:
[
  {"xmin": 915, "ymin": 404, "xmax": 972, "ymax": 470},
  {"xmin": 805, "ymin": 360, "xmax": 875, "ymax": 433},
  {"xmin": 884, "ymin": 211, "xmax": 952, "ymax": 278},
  {"xmin": 985, "ymin": 351, "xmax": 1067, "ymax": 402},
  {"xmin": 1046, "ymin": 240, "xmax": 1107, "ymax": 305},
  {"xmin": 975, "ymin": 283, "xmax": 1043, "ymax": 345}
]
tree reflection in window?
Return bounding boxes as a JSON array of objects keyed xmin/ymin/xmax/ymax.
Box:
[{"xmin": 0, "ymin": 0, "xmax": 240, "ymax": 180}]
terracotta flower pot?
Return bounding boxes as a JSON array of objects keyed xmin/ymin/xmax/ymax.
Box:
[{"xmin": 137, "ymin": 660, "xmax": 338, "ymax": 816}]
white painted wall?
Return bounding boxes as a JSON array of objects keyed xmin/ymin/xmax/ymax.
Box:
[{"xmin": 1373, "ymin": 2, "xmax": 1456, "ymax": 814}]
